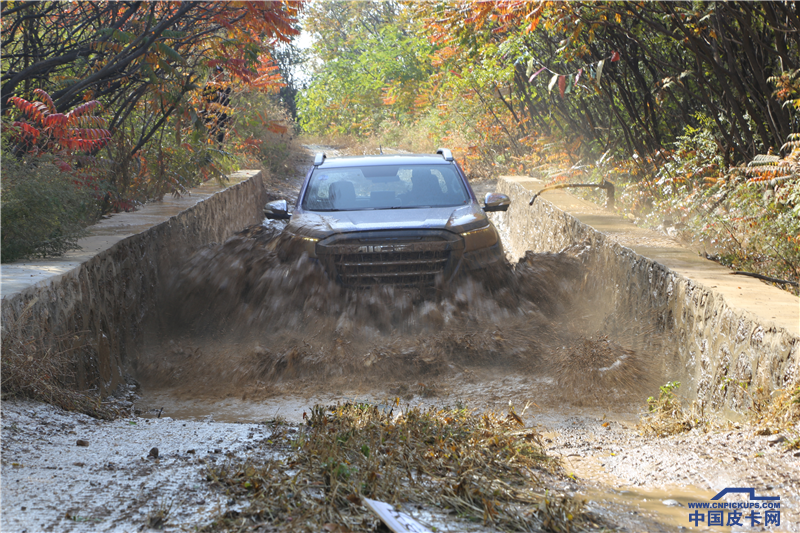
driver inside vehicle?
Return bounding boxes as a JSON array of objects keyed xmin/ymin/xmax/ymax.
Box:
[
  {"xmin": 404, "ymin": 168, "xmax": 446, "ymax": 205},
  {"xmin": 328, "ymin": 180, "xmax": 357, "ymax": 210}
]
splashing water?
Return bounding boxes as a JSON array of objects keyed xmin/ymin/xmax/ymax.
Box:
[{"xmin": 137, "ymin": 224, "xmax": 659, "ymax": 405}]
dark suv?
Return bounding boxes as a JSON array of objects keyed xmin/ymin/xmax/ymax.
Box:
[{"xmin": 265, "ymin": 148, "xmax": 510, "ymax": 288}]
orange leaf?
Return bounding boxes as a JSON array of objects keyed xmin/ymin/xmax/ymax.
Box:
[{"xmin": 267, "ymin": 122, "xmax": 288, "ymax": 135}]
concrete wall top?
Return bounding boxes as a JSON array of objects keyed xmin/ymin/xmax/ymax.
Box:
[
  {"xmin": 1, "ymin": 170, "xmax": 260, "ymax": 299},
  {"xmin": 500, "ymin": 175, "xmax": 799, "ymax": 337}
]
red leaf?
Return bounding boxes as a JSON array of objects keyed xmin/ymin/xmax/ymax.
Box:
[
  {"xmin": 558, "ymin": 75, "xmax": 566, "ymax": 97},
  {"xmin": 9, "ymin": 97, "xmax": 47, "ymax": 124},
  {"xmin": 529, "ymin": 67, "xmax": 546, "ymax": 83},
  {"xmin": 33, "ymin": 88, "xmax": 57, "ymax": 114},
  {"xmin": 67, "ymin": 100, "xmax": 100, "ymax": 118},
  {"xmin": 12, "ymin": 121, "xmax": 40, "ymax": 140},
  {"xmin": 45, "ymin": 113, "xmax": 68, "ymax": 128},
  {"xmin": 611, "ymin": 51, "xmax": 620, "ymax": 62}
]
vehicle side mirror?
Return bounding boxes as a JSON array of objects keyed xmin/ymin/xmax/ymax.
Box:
[
  {"xmin": 264, "ymin": 199, "xmax": 291, "ymax": 220},
  {"xmin": 483, "ymin": 192, "xmax": 510, "ymax": 212}
]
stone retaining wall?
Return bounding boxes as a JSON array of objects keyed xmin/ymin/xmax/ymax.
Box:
[
  {"xmin": 1, "ymin": 171, "xmax": 266, "ymax": 395},
  {"xmin": 492, "ymin": 176, "xmax": 799, "ymax": 411}
]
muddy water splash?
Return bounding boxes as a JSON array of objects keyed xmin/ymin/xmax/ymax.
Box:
[{"xmin": 138, "ymin": 224, "xmax": 659, "ymax": 405}]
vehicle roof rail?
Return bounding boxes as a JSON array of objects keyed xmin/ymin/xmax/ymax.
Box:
[
  {"xmin": 436, "ymin": 147, "xmax": 454, "ymax": 161},
  {"xmin": 313, "ymin": 152, "xmax": 326, "ymax": 166}
]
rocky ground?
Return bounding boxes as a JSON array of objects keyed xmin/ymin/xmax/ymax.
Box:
[{"xmin": 1, "ymin": 398, "xmax": 286, "ymax": 533}]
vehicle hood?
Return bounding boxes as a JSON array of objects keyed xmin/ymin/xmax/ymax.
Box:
[{"xmin": 287, "ymin": 204, "xmax": 488, "ymax": 239}]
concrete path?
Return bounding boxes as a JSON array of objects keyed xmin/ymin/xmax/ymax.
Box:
[
  {"xmin": 1, "ymin": 171, "xmax": 256, "ymax": 299},
  {"xmin": 501, "ymin": 175, "xmax": 799, "ymax": 337}
]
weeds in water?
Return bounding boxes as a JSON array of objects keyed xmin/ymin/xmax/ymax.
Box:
[
  {"xmin": 749, "ymin": 383, "xmax": 800, "ymax": 450},
  {"xmin": 638, "ymin": 382, "xmax": 707, "ymax": 437},
  {"xmin": 202, "ymin": 402, "xmax": 585, "ymax": 532},
  {"xmin": 261, "ymin": 414, "xmax": 289, "ymax": 427}
]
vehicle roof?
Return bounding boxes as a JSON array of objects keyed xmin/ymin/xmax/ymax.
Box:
[{"xmin": 317, "ymin": 154, "xmax": 453, "ymax": 168}]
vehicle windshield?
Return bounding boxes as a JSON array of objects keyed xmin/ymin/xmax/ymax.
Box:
[{"xmin": 302, "ymin": 165, "xmax": 470, "ymax": 211}]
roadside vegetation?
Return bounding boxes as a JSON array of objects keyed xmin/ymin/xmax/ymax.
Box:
[
  {"xmin": 298, "ymin": 1, "xmax": 800, "ymax": 291},
  {"xmin": 1, "ymin": 1, "xmax": 302, "ymax": 263},
  {"xmin": 0, "ymin": 310, "xmax": 119, "ymax": 419},
  {"xmin": 638, "ymin": 380, "xmax": 800, "ymax": 455},
  {"xmin": 638, "ymin": 381, "xmax": 709, "ymax": 437}
]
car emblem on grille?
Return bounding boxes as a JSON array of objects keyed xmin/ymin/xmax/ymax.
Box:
[{"xmin": 357, "ymin": 245, "xmax": 398, "ymax": 253}]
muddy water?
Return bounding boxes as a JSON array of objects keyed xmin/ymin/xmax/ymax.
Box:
[
  {"xmin": 582, "ymin": 485, "xmax": 723, "ymax": 532},
  {"xmin": 126, "ymin": 215, "xmax": 729, "ymax": 530},
  {"xmin": 134, "ymin": 219, "xmax": 659, "ymax": 409}
]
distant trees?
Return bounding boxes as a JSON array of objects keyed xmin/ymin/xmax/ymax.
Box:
[{"xmin": 298, "ymin": 1, "xmax": 432, "ymax": 136}]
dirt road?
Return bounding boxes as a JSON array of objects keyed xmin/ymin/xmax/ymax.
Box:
[{"xmin": 4, "ymin": 377, "xmax": 798, "ymax": 532}]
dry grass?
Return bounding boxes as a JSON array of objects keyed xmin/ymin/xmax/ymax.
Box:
[
  {"xmin": 638, "ymin": 379, "xmax": 800, "ymax": 445},
  {"xmin": 749, "ymin": 383, "xmax": 800, "ymax": 449},
  {"xmin": 637, "ymin": 382, "xmax": 708, "ymax": 437},
  {"xmin": 1, "ymin": 309, "xmax": 119, "ymax": 419},
  {"xmin": 202, "ymin": 402, "xmax": 587, "ymax": 532}
]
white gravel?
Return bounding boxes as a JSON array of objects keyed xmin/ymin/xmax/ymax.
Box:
[{"xmin": 1, "ymin": 399, "xmax": 287, "ymax": 533}]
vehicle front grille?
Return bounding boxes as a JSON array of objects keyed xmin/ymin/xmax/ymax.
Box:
[
  {"xmin": 334, "ymin": 249, "xmax": 449, "ymax": 288},
  {"xmin": 317, "ymin": 231, "xmax": 461, "ymax": 289}
]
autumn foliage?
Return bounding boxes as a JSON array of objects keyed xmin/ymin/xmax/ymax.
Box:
[{"xmin": 8, "ymin": 89, "xmax": 110, "ymax": 165}]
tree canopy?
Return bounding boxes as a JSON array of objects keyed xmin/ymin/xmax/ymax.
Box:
[
  {"xmin": 300, "ymin": 1, "xmax": 798, "ymax": 164},
  {"xmin": 2, "ymin": 1, "xmax": 300, "ymax": 157}
]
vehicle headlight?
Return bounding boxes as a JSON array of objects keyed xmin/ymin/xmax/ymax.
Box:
[
  {"xmin": 461, "ymin": 225, "xmax": 497, "ymax": 252},
  {"xmin": 299, "ymin": 236, "xmax": 319, "ymax": 258}
]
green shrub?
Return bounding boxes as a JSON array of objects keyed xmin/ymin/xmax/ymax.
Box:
[
  {"xmin": 227, "ymin": 90, "xmax": 296, "ymax": 176},
  {"xmin": 1, "ymin": 152, "xmax": 98, "ymax": 263}
]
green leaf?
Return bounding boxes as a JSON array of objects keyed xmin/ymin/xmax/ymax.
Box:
[
  {"xmin": 112, "ymin": 29, "xmax": 135, "ymax": 44},
  {"xmin": 157, "ymin": 58, "xmax": 176, "ymax": 75},
  {"xmin": 156, "ymin": 42, "xmax": 186, "ymax": 65},
  {"xmin": 161, "ymin": 30, "xmax": 187, "ymax": 39},
  {"xmin": 142, "ymin": 64, "xmax": 158, "ymax": 84}
]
